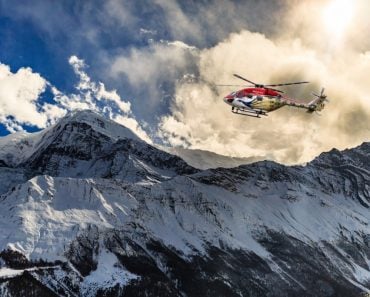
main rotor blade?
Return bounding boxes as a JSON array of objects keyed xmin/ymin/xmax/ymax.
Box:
[
  {"xmin": 233, "ymin": 74, "xmax": 257, "ymax": 85},
  {"xmin": 265, "ymin": 81, "xmax": 310, "ymax": 87}
]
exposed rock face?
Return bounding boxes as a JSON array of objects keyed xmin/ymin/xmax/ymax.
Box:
[{"xmin": 0, "ymin": 110, "xmax": 369, "ymax": 296}]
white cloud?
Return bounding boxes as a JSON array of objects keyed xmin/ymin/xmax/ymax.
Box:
[
  {"xmin": 110, "ymin": 41, "xmax": 198, "ymax": 103},
  {"xmin": 157, "ymin": 29, "xmax": 370, "ymax": 164},
  {"xmin": 113, "ymin": 115, "xmax": 152, "ymax": 143},
  {"xmin": 56, "ymin": 56, "xmax": 151, "ymax": 142},
  {"xmin": 0, "ymin": 115, "xmax": 24, "ymax": 133},
  {"xmin": 0, "ymin": 64, "xmax": 50, "ymax": 128},
  {"xmin": 68, "ymin": 56, "xmax": 131, "ymax": 114},
  {"xmin": 152, "ymin": 0, "xmax": 202, "ymax": 42},
  {"xmin": 2, "ymin": 0, "xmax": 370, "ymax": 165},
  {"xmin": 0, "ymin": 56, "xmax": 151, "ymax": 143}
]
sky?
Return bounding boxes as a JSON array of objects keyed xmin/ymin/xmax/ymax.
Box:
[{"xmin": 0, "ymin": 0, "xmax": 369, "ymax": 164}]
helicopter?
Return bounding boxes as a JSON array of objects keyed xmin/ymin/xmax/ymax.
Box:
[{"xmin": 220, "ymin": 74, "xmax": 328, "ymax": 118}]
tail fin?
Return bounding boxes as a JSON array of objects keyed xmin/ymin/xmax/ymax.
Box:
[{"xmin": 307, "ymin": 88, "xmax": 327, "ymax": 113}]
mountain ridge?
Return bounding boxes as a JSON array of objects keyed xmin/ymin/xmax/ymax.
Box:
[{"xmin": 0, "ymin": 110, "xmax": 369, "ymax": 297}]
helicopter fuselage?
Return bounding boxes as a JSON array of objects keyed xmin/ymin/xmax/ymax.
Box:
[
  {"xmin": 221, "ymin": 74, "xmax": 326, "ymax": 118},
  {"xmin": 223, "ymin": 87, "xmax": 285, "ymax": 113}
]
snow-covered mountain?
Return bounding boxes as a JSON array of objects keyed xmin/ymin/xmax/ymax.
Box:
[
  {"xmin": 0, "ymin": 111, "xmax": 196, "ymax": 196},
  {"xmin": 0, "ymin": 110, "xmax": 369, "ymax": 297}
]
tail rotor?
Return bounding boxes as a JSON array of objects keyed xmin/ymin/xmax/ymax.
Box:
[{"xmin": 307, "ymin": 88, "xmax": 328, "ymax": 113}]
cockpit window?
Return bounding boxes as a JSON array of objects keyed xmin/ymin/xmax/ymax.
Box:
[{"xmin": 236, "ymin": 91, "xmax": 244, "ymax": 98}]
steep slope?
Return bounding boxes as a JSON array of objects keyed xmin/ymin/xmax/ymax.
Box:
[
  {"xmin": 0, "ymin": 110, "xmax": 196, "ymax": 195},
  {"xmin": 0, "ymin": 111, "xmax": 369, "ymax": 296},
  {"xmin": 0, "ymin": 130, "xmax": 45, "ymax": 167}
]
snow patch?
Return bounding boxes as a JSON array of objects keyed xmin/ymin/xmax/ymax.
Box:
[
  {"xmin": 0, "ymin": 267, "xmax": 24, "ymax": 278},
  {"xmin": 80, "ymin": 249, "xmax": 138, "ymax": 296}
]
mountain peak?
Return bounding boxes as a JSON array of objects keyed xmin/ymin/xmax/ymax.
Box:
[
  {"xmin": 0, "ymin": 110, "xmax": 197, "ymax": 193},
  {"xmin": 310, "ymin": 141, "xmax": 369, "ymax": 171},
  {"xmin": 0, "ymin": 110, "xmax": 142, "ymax": 167},
  {"xmin": 57, "ymin": 109, "xmax": 141, "ymax": 142}
]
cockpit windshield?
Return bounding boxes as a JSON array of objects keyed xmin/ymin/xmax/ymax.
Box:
[
  {"xmin": 236, "ymin": 91, "xmax": 253, "ymax": 98},
  {"xmin": 236, "ymin": 91, "xmax": 243, "ymax": 98}
]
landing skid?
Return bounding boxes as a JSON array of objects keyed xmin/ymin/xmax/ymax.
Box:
[{"xmin": 232, "ymin": 107, "xmax": 267, "ymax": 118}]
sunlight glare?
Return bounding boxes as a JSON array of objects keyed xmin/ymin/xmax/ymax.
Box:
[{"xmin": 322, "ymin": 0, "xmax": 354, "ymax": 39}]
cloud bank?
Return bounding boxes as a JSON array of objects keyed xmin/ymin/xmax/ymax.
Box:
[
  {"xmin": 0, "ymin": 56, "xmax": 151, "ymax": 142},
  {"xmin": 0, "ymin": 63, "xmax": 61, "ymax": 132},
  {"xmin": 156, "ymin": 1, "xmax": 370, "ymax": 164},
  {"xmin": 1, "ymin": 0, "xmax": 369, "ymax": 165}
]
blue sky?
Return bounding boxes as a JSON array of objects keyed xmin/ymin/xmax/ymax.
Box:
[
  {"xmin": 0, "ymin": 0, "xmax": 283, "ymax": 136},
  {"xmin": 0, "ymin": 0, "xmax": 369, "ymax": 164}
]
